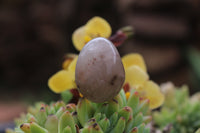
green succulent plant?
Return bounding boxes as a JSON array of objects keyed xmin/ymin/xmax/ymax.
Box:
[
  {"xmin": 153, "ymin": 82, "xmax": 200, "ymax": 133},
  {"xmin": 7, "ymin": 89, "xmax": 151, "ymax": 133}
]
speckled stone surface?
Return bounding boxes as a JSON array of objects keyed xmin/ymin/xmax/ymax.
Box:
[{"xmin": 75, "ymin": 37, "xmax": 125, "ymax": 103}]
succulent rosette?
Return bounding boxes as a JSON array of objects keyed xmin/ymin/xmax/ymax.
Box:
[
  {"xmin": 152, "ymin": 82, "xmax": 200, "ymax": 133},
  {"xmin": 7, "ymin": 89, "xmax": 151, "ymax": 133},
  {"xmin": 7, "ymin": 16, "xmax": 165, "ymax": 133}
]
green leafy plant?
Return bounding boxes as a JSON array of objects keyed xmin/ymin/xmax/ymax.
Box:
[
  {"xmin": 7, "ymin": 89, "xmax": 151, "ymax": 133},
  {"xmin": 153, "ymin": 82, "xmax": 200, "ymax": 133}
]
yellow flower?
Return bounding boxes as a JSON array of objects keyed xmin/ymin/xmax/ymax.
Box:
[
  {"xmin": 122, "ymin": 53, "xmax": 148, "ymax": 88},
  {"xmin": 122, "ymin": 53, "xmax": 164, "ymax": 109},
  {"xmin": 122, "ymin": 53, "xmax": 147, "ymax": 72},
  {"xmin": 62, "ymin": 54, "xmax": 77, "ymax": 69},
  {"xmin": 125, "ymin": 66, "xmax": 149, "ymax": 88},
  {"xmin": 136, "ymin": 81, "xmax": 165, "ymax": 109},
  {"xmin": 125, "ymin": 92, "xmax": 130, "ymax": 100},
  {"xmin": 72, "ymin": 16, "xmax": 112, "ymax": 51},
  {"xmin": 48, "ymin": 70, "xmax": 76, "ymax": 93},
  {"xmin": 48, "ymin": 55, "xmax": 78, "ymax": 93}
]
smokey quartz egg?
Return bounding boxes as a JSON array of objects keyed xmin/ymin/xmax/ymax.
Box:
[{"xmin": 75, "ymin": 37, "xmax": 125, "ymax": 102}]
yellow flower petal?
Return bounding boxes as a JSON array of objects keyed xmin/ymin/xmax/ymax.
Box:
[
  {"xmin": 122, "ymin": 53, "xmax": 147, "ymax": 72},
  {"xmin": 136, "ymin": 81, "xmax": 164, "ymax": 109},
  {"xmin": 68, "ymin": 56, "xmax": 78, "ymax": 72},
  {"xmin": 72, "ymin": 17, "xmax": 112, "ymax": 51},
  {"xmin": 79, "ymin": 93, "xmax": 83, "ymax": 97},
  {"xmin": 62, "ymin": 54, "xmax": 77, "ymax": 70},
  {"xmin": 84, "ymin": 35, "xmax": 92, "ymax": 44},
  {"xmin": 85, "ymin": 16, "xmax": 112, "ymax": 38},
  {"xmin": 63, "ymin": 59, "xmax": 73, "ymax": 70},
  {"xmin": 48, "ymin": 70, "xmax": 76, "ymax": 93},
  {"xmin": 125, "ymin": 66, "xmax": 149, "ymax": 88},
  {"xmin": 72, "ymin": 26, "xmax": 87, "ymax": 51},
  {"xmin": 125, "ymin": 92, "xmax": 130, "ymax": 100}
]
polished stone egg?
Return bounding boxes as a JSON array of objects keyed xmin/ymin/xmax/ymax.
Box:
[{"xmin": 75, "ymin": 37, "xmax": 125, "ymax": 102}]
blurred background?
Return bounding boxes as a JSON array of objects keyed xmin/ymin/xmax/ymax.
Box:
[{"xmin": 0, "ymin": 0, "xmax": 200, "ymax": 127}]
